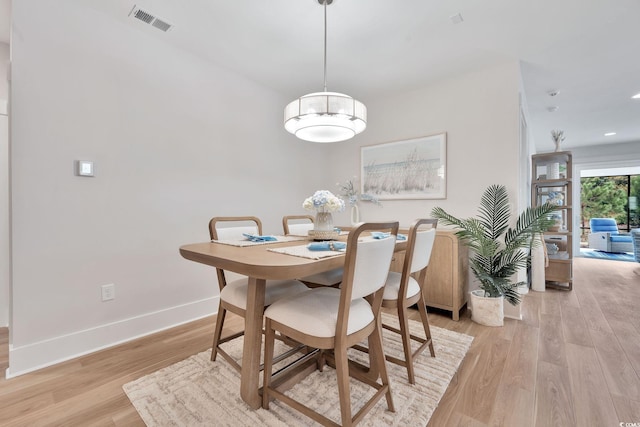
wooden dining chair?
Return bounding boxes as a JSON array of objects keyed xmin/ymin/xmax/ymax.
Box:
[
  {"xmin": 380, "ymin": 218, "xmax": 438, "ymax": 384},
  {"xmin": 263, "ymin": 221, "xmax": 399, "ymax": 426},
  {"xmin": 282, "ymin": 215, "xmax": 343, "ymax": 288},
  {"xmin": 208, "ymin": 216, "xmax": 309, "ymax": 372},
  {"xmin": 282, "ymin": 214, "xmax": 315, "ymax": 236}
]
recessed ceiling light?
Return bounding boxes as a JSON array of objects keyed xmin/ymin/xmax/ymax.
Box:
[
  {"xmin": 632, "ymin": 93, "xmax": 640, "ymax": 99},
  {"xmin": 450, "ymin": 13, "xmax": 463, "ymax": 24},
  {"xmin": 604, "ymin": 132, "xmax": 616, "ymax": 136},
  {"xmin": 547, "ymin": 106, "xmax": 559, "ymax": 112},
  {"xmin": 547, "ymin": 90, "xmax": 560, "ymax": 97}
]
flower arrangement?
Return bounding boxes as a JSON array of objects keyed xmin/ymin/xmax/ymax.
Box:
[
  {"xmin": 337, "ymin": 178, "xmax": 382, "ymax": 206},
  {"xmin": 303, "ymin": 190, "xmax": 345, "ymax": 213},
  {"xmin": 547, "ymin": 191, "xmax": 564, "ymax": 206}
]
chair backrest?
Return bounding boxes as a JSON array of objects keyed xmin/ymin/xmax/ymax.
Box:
[
  {"xmin": 209, "ymin": 216, "xmax": 262, "ymax": 241},
  {"xmin": 405, "ymin": 219, "xmax": 438, "ymax": 275},
  {"xmin": 282, "ymin": 215, "xmax": 314, "ymax": 236},
  {"xmin": 335, "ymin": 222, "xmax": 398, "ymax": 338},
  {"xmin": 342, "ymin": 222, "xmax": 399, "ymax": 301},
  {"xmin": 590, "ymin": 218, "xmax": 619, "ymax": 234},
  {"xmin": 208, "ymin": 216, "xmax": 262, "ymax": 290}
]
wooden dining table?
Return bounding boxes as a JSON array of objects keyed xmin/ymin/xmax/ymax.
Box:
[{"xmin": 179, "ymin": 234, "xmax": 406, "ymax": 409}]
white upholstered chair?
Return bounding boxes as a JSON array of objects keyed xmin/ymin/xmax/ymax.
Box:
[
  {"xmin": 262, "ymin": 221, "xmax": 399, "ymax": 426},
  {"xmin": 282, "ymin": 215, "xmax": 344, "ymax": 288},
  {"xmin": 380, "ymin": 218, "xmax": 437, "ymax": 384},
  {"xmin": 282, "ymin": 214, "xmax": 315, "ymax": 236},
  {"xmin": 208, "ymin": 216, "xmax": 309, "ymax": 372}
]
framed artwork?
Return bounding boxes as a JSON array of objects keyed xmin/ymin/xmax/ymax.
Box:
[{"xmin": 361, "ymin": 133, "xmax": 446, "ymax": 200}]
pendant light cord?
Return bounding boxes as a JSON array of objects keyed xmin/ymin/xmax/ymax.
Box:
[
  {"xmin": 283, "ymin": 0, "xmax": 367, "ymax": 142},
  {"xmin": 323, "ymin": 0, "xmax": 328, "ymax": 92}
]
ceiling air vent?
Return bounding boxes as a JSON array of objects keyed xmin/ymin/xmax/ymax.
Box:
[{"xmin": 129, "ymin": 6, "xmax": 173, "ymax": 32}]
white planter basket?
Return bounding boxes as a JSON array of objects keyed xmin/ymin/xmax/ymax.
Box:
[{"xmin": 469, "ymin": 290, "xmax": 504, "ymax": 327}]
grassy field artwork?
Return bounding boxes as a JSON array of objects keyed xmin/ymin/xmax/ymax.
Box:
[{"xmin": 361, "ymin": 133, "xmax": 446, "ymax": 200}]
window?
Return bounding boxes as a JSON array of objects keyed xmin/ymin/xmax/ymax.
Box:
[{"xmin": 580, "ymin": 174, "xmax": 640, "ymax": 243}]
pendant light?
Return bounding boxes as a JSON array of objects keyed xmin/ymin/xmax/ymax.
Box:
[{"xmin": 284, "ymin": 0, "xmax": 366, "ymax": 143}]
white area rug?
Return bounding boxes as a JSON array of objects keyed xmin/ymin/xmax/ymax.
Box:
[{"xmin": 124, "ymin": 313, "xmax": 473, "ymax": 426}]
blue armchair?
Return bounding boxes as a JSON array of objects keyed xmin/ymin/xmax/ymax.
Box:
[
  {"xmin": 588, "ymin": 218, "xmax": 633, "ymax": 253},
  {"xmin": 632, "ymin": 229, "xmax": 640, "ymax": 262}
]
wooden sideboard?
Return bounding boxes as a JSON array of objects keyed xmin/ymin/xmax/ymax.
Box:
[{"xmin": 390, "ymin": 229, "xmax": 469, "ymax": 320}]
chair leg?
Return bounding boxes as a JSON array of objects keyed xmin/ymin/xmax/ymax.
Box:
[
  {"xmin": 317, "ymin": 349, "xmax": 326, "ymax": 372},
  {"xmin": 370, "ymin": 319, "xmax": 395, "ymax": 413},
  {"xmin": 335, "ymin": 345, "xmax": 353, "ymax": 426},
  {"xmin": 397, "ymin": 304, "xmax": 415, "ymax": 384},
  {"xmin": 262, "ymin": 318, "xmax": 276, "ymax": 410},
  {"xmin": 417, "ymin": 297, "xmax": 435, "ymax": 357},
  {"xmin": 211, "ymin": 307, "xmax": 227, "ymax": 361}
]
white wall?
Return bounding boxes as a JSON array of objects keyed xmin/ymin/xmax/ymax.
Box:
[
  {"xmin": 328, "ymin": 61, "xmax": 524, "ymax": 227},
  {"xmin": 327, "ymin": 62, "xmax": 524, "ymax": 294},
  {"xmin": 8, "ymin": 1, "xmax": 529, "ymax": 376},
  {"xmin": 1, "ymin": 41, "xmax": 9, "ymax": 327},
  {"xmin": 571, "ymin": 141, "xmax": 640, "ymax": 165},
  {"xmin": 8, "ymin": 1, "xmax": 328, "ymax": 376},
  {"xmin": 0, "ymin": 42, "xmax": 7, "ymax": 100}
]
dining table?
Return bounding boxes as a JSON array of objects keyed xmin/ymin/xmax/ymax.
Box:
[{"xmin": 179, "ymin": 231, "xmax": 407, "ymax": 409}]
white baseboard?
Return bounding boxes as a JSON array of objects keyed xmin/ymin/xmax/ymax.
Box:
[{"xmin": 6, "ymin": 297, "xmax": 219, "ymax": 378}]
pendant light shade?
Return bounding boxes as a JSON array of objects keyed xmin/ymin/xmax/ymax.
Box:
[
  {"xmin": 284, "ymin": 92, "xmax": 367, "ymax": 143},
  {"xmin": 284, "ymin": 0, "xmax": 366, "ymax": 143}
]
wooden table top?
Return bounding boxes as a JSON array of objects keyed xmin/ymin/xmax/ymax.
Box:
[{"xmin": 179, "ymin": 234, "xmax": 407, "ymax": 280}]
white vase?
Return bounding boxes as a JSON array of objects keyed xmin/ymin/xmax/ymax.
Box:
[
  {"xmin": 547, "ymin": 162, "xmax": 559, "ymax": 179},
  {"xmin": 315, "ymin": 212, "xmax": 333, "ymax": 232},
  {"xmin": 350, "ymin": 205, "xmax": 360, "ymax": 225},
  {"xmin": 469, "ymin": 290, "xmax": 504, "ymax": 327},
  {"xmin": 531, "ymin": 240, "xmax": 546, "ymax": 292},
  {"xmin": 554, "ymin": 139, "xmax": 562, "ymax": 152}
]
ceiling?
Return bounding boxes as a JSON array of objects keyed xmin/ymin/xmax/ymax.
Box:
[{"xmin": 5, "ymin": 0, "xmax": 640, "ymax": 152}]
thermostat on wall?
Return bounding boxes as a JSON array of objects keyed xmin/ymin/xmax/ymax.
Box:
[{"xmin": 76, "ymin": 160, "xmax": 94, "ymax": 177}]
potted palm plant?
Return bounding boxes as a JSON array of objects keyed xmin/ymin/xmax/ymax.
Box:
[{"xmin": 432, "ymin": 184, "xmax": 556, "ymax": 326}]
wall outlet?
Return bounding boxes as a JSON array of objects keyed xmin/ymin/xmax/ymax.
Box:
[{"xmin": 101, "ymin": 284, "xmax": 115, "ymax": 301}]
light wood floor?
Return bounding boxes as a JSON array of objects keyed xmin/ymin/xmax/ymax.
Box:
[{"xmin": 1, "ymin": 257, "xmax": 639, "ymax": 426}]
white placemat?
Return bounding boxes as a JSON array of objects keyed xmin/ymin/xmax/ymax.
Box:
[
  {"xmin": 212, "ymin": 235, "xmax": 306, "ymax": 247},
  {"xmin": 288, "ymin": 230, "xmax": 350, "ymax": 237},
  {"xmin": 268, "ymin": 244, "xmax": 346, "ymax": 260}
]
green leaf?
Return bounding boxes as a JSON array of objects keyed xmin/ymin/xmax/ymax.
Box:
[{"xmin": 432, "ymin": 184, "xmax": 553, "ymax": 306}]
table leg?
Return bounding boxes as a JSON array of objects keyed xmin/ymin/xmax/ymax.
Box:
[{"xmin": 240, "ymin": 277, "xmax": 266, "ymax": 409}]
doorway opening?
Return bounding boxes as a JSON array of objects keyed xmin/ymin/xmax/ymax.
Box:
[{"xmin": 579, "ymin": 166, "xmax": 640, "ymax": 260}]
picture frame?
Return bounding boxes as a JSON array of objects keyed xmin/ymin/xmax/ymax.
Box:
[{"xmin": 361, "ymin": 133, "xmax": 446, "ymax": 200}]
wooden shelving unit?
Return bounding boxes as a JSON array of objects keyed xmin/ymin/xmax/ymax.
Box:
[{"xmin": 531, "ymin": 151, "xmax": 573, "ymax": 290}]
